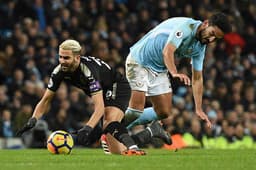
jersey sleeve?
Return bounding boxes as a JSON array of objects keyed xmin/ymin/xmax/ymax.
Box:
[
  {"xmin": 80, "ymin": 62, "xmax": 103, "ymax": 96},
  {"xmin": 88, "ymin": 77, "xmax": 102, "ymax": 95},
  {"xmin": 191, "ymin": 45, "xmax": 206, "ymax": 71},
  {"xmin": 166, "ymin": 23, "xmax": 191, "ymax": 48},
  {"xmin": 47, "ymin": 65, "xmax": 63, "ymax": 92}
]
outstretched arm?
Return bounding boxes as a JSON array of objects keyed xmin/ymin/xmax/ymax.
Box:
[
  {"xmin": 192, "ymin": 69, "xmax": 212, "ymax": 128},
  {"xmin": 16, "ymin": 89, "xmax": 55, "ymax": 136},
  {"xmin": 32, "ymin": 89, "xmax": 55, "ymax": 119}
]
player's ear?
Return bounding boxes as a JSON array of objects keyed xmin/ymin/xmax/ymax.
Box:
[
  {"xmin": 75, "ymin": 55, "xmax": 80, "ymax": 60},
  {"xmin": 202, "ymin": 20, "xmax": 209, "ymax": 28}
]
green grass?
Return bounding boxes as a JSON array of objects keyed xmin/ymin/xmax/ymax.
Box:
[{"xmin": 0, "ymin": 148, "xmax": 255, "ymax": 170}]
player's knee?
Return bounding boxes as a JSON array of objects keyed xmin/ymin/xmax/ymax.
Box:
[
  {"xmin": 103, "ymin": 121, "xmax": 128, "ymax": 139},
  {"xmin": 125, "ymin": 108, "xmax": 143, "ymax": 117},
  {"xmin": 103, "ymin": 120, "xmax": 113, "ymax": 129},
  {"xmin": 124, "ymin": 108, "xmax": 143, "ymax": 125},
  {"xmin": 103, "ymin": 114, "xmax": 123, "ymax": 129}
]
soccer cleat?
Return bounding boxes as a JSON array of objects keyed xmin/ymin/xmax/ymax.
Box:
[
  {"xmin": 148, "ymin": 121, "xmax": 172, "ymax": 145},
  {"xmin": 100, "ymin": 134, "xmax": 111, "ymax": 155},
  {"xmin": 121, "ymin": 149, "xmax": 146, "ymax": 156}
]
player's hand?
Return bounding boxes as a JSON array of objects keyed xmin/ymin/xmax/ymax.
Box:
[
  {"xmin": 77, "ymin": 125, "xmax": 93, "ymax": 146},
  {"xmin": 172, "ymin": 73, "xmax": 191, "ymax": 86},
  {"xmin": 16, "ymin": 117, "xmax": 37, "ymax": 136},
  {"xmin": 196, "ymin": 110, "xmax": 212, "ymax": 128}
]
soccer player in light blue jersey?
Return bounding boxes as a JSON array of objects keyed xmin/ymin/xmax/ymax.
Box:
[{"xmin": 125, "ymin": 13, "xmax": 231, "ymax": 130}]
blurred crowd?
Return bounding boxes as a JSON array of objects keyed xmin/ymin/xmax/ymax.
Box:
[{"xmin": 0, "ymin": 0, "xmax": 255, "ymax": 149}]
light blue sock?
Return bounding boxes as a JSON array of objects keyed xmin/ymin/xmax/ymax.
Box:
[
  {"xmin": 124, "ymin": 107, "xmax": 143, "ymax": 126},
  {"xmin": 127, "ymin": 107, "xmax": 158, "ymax": 130}
]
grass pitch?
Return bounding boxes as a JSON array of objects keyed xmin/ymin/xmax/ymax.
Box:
[{"xmin": 0, "ymin": 148, "xmax": 254, "ymax": 170}]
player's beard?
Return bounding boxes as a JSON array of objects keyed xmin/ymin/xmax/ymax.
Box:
[
  {"xmin": 198, "ymin": 29, "xmax": 210, "ymax": 44},
  {"xmin": 61, "ymin": 60, "xmax": 77, "ymax": 72}
]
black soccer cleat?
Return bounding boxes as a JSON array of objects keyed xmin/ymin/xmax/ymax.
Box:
[{"xmin": 148, "ymin": 121, "xmax": 172, "ymax": 145}]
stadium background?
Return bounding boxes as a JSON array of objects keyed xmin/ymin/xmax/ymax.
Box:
[{"xmin": 0, "ymin": 0, "xmax": 255, "ymax": 149}]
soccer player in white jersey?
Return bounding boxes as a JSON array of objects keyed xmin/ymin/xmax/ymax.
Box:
[{"xmin": 124, "ymin": 12, "xmax": 231, "ymax": 130}]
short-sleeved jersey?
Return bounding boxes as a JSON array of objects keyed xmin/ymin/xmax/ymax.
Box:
[
  {"xmin": 130, "ymin": 17, "xmax": 206, "ymax": 72},
  {"xmin": 47, "ymin": 56, "xmax": 131, "ymax": 112},
  {"xmin": 48, "ymin": 56, "xmax": 120, "ymax": 97}
]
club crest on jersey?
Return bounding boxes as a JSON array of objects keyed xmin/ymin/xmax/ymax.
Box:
[
  {"xmin": 136, "ymin": 81, "xmax": 144, "ymax": 88},
  {"xmin": 175, "ymin": 30, "xmax": 183, "ymax": 38}
]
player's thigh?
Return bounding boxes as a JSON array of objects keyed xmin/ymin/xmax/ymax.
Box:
[
  {"xmin": 103, "ymin": 106, "xmax": 124, "ymax": 129},
  {"xmin": 125, "ymin": 55, "xmax": 148, "ymax": 109},
  {"xmin": 125, "ymin": 54, "xmax": 148, "ymax": 92},
  {"xmin": 147, "ymin": 71, "xmax": 172, "ymax": 96},
  {"xmin": 150, "ymin": 92, "xmax": 172, "ymax": 118}
]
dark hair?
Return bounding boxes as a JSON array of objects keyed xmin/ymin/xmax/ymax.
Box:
[{"xmin": 209, "ymin": 12, "xmax": 232, "ymax": 33}]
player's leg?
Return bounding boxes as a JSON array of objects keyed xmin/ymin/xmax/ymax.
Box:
[
  {"xmin": 101, "ymin": 106, "xmax": 171, "ymax": 154},
  {"xmin": 148, "ymin": 93, "xmax": 173, "ymax": 144},
  {"xmin": 127, "ymin": 107, "xmax": 159, "ymax": 130},
  {"xmin": 147, "ymin": 70, "xmax": 172, "ymax": 119},
  {"xmin": 124, "ymin": 91, "xmax": 146, "ymax": 126},
  {"xmin": 124, "ymin": 54, "xmax": 148, "ymax": 126},
  {"xmin": 126, "ymin": 71, "xmax": 172, "ymax": 129},
  {"xmin": 102, "ymin": 106, "xmax": 145, "ymax": 155},
  {"xmin": 102, "ymin": 120, "xmax": 172, "ymax": 154},
  {"xmin": 131, "ymin": 120, "xmax": 172, "ymax": 145},
  {"xmin": 102, "ymin": 133, "xmax": 126, "ymax": 154},
  {"xmin": 101, "ymin": 74, "xmax": 145, "ymax": 155},
  {"xmin": 128, "ymin": 71, "xmax": 173, "ymax": 144},
  {"xmin": 150, "ymin": 92, "xmax": 172, "ymax": 120},
  {"xmin": 126, "ymin": 107, "xmax": 172, "ymax": 145},
  {"xmin": 100, "ymin": 107, "xmax": 127, "ymax": 154}
]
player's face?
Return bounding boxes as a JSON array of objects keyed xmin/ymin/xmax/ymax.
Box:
[
  {"xmin": 198, "ymin": 25, "xmax": 224, "ymax": 44},
  {"xmin": 58, "ymin": 48, "xmax": 79, "ymax": 72}
]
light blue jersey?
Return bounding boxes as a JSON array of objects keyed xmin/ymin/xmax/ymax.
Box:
[{"xmin": 130, "ymin": 17, "xmax": 206, "ymax": 72}]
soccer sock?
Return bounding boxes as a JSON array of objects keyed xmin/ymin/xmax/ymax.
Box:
[
  {"xmin": 127, "ymin": 107, "xmax": 159, "ymax": 129},
  {"xmin": 124, "ymin": 107, "xmax": 143, "ymax": 126},
  {"xmin": 131, "ymin": 128, "xmax": 152, "ymax": 144},
  {"xmin": 104, "ymin": 121, "xmax": 138, "ymax": 149}
]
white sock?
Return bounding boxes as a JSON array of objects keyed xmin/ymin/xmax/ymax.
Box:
[{"xmin": 129, "ymin": 145, "xmax": 139, "ymax": 150}]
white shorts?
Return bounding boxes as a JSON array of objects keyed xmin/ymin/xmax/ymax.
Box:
[{"xmin": 125, "ymin": 54, "xmax": 172, "ymax": 96}]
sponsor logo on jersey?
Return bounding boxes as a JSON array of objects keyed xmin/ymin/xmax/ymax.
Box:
[{"xmin": 89, "ymin": 81, "xmax": 101, "ymax": 91}]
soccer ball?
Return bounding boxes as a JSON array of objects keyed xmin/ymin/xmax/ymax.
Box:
[{"xmin": 47, "ymin": 130, "xmax": 74, "ymax": 154}]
